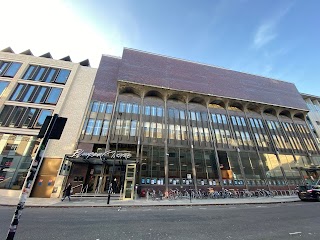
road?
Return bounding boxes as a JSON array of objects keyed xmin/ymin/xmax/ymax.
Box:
[{"xmin": 0, "ymin": 202, "xmax": 319, "ymax": 240}]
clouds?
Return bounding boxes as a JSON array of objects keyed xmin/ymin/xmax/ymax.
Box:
[{"xmin": 253, "ymin": 2, "xmax": 294, "ymax": 49}]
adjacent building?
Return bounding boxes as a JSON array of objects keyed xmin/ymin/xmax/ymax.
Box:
[{"xmin": 0, "ymin": 47, "xmax": 97, "ymax": 197}]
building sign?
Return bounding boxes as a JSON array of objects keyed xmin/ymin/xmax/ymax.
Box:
[{"xmin": 70, "ymin": 149, "xmax": 132, "ymax": 160}]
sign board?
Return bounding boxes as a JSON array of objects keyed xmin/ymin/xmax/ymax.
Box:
[{"xmin": 187, "ymin": 174, "xmax": 192, "ymax": 180}]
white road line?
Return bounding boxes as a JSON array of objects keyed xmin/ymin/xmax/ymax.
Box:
[
  {"xmin": 166, "ymin": 209, "xmax": 175, "ymax": 211},
  {"xmin": 289, "ymin": 232, "xmax": 302, "ymax": 235},
  {"xmin": 199, "ymin": 208, "xmax": 207, "ymax": 210}
]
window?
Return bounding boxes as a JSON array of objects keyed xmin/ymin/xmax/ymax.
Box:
[
  {"xmin": 132, "ymin": 104, "xmax": 139, "ymax": 114},
  {"xmin": 0, "ymin": 81, "xmax": 9, "ymax": 96},
  {"xmin": 55, "ymin": 69, "xmax": 70, "ymax": 84},
  {"xmin": 34, "ymin": 86, "xmax": 48, "ymax": 103},
  {"xmin": 130, "ymin": 120, "xmax": 137, "ymax": 137},
  {"xmin": 157, "ymin": 107, "xmax": 163, "ymax": 117},
  {"xmin": 119, "ymin": 102, "xmax": 126, "ymax": 113},
  {"xmin": 10, "ymin": 84, "xmax": 26, "ymax": 101},
  {"xmin": 144, "ymin": 106, "xmax": 150, "ymax": 115},
  {"xmin": 22, "ymin": 65, "xmax": 70, "ymax": 84},
  {"xmin": 0, "ymin": 61, "xmax": 22, "ymax": 77},
  {"xmin": 99, "ymin": 103, "xmax": 107, "ymax": 113},
  {"xmin": 35, "ymin": 109, "xmax": 53, "ymax": 128},
  {"xmin": 22, "ymin": 85, "xmax": 36, "ymax": 102},
  {"xmin": 85, "ymin": 119, "xmax": 95, "ymax": 135},
  {"xmin": 91, "ymin": 102, "xmax": 99, "ymax": 112},
  {"xmin": 106, "ymin": 103, "xmax": 113, "ymax": 113},
  {"xmin": 46, "ymin": 88, "xmax": 62, "ymax": 104},
  {"xmin": 101, "ymin": 120, "xmax": 110, "ymax": 136},
  {"xmin": 93, "ymin": 120, "xmax": 102, "ymax": 136}
]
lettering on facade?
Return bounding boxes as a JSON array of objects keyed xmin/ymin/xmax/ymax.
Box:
[{"xmin": 70, "ymin": 149, "xmax": 132, "ymax": 160}]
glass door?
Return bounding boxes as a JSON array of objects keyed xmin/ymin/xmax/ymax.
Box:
[{"xmin": 123, "ymin": 164, "xmax": 136, "ymax": 200}]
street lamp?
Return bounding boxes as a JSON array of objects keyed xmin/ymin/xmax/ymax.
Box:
[{"xmin": 107, "ymin": 112, "xmax": 122, "ymax": 204}]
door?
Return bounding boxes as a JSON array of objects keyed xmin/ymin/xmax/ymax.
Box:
[{"xmin": 123, "ymin": 164, "xmax": 136, "ymax": 200}]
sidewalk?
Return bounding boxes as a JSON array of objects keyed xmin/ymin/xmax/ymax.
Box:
[{"xmin": 0, "ymin": 190, "xmax": 300, "ymax": 208}]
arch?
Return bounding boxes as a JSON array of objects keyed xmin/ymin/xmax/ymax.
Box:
[
  {"xmin": 189, "ymin": 96, "xmax": 206, "ymax": 106},
  {"xmin": 145, "ymin": 90, "xmax": 164, "ymax": 100},
  {"xmin": 228, "ymin": 101, "xmax": 244, "ymax": 111},
  {"xmin": 293, "ymin": 112, "xmax": 305, "ymax": 121},
  {"xmin": 246, "ymin": 103, "xmax": 261, "ymax": 114},
  {"xmin": 209, "ymin": 99, "xmax": 226, "ymax": 109},
  {"xmin": 119, "ymin": 86, "xmax": 142, "ymax": 97},
  {"xmin": 167, "ymin": 93, "xmax": 185, "ymax": 103},
  {"xmin": 263, "ymin": 108, "xmax": 277, "ymax": 116},
  {"xmin": 279, "ymin": 110, "xmax": 291, "ymax": 119}
]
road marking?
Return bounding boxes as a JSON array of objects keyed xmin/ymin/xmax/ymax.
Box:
[
  {"xmin": 289, "ymin": 232, "xmax": 302, "ymax": 235},
  {"xmin": 167, "ymin": 209, "xmax": 175, "ymax": 211},
  {"xmin": 199, "ymin": 208, "xmax": 207, "ymax": 210},
  {"xmin": 142, "ymin": 209, "xmax": 152, "ymax": 211}
]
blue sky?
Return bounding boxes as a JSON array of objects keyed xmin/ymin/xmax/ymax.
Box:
[{"xmin": 1, "ymin": 0, "xmax": 319, "ymax": 96}]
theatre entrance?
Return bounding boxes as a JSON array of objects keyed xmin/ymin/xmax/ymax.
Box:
[{"xmin": 84, "ymin": 164, "xmax": 126, "ymax": 194}]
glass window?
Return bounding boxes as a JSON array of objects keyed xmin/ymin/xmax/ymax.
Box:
[
  {"xmin": 180, "ymin": 110, "xmax": 185, "ymax": 119},
  {"xmin": 0, "ymin": 81, "xmax": 9, "ymax": 96},
  {"xmin": 10, "ymin": 84, "xmax": 26, "ymax": 101},
  {"xmin": 93, "ymin": 120, "xmax": 102, "ymax": 136},
  {"xmin": 99, "ymin": 103, "xmax": 107, "ymax": 113},
  {"xmin": 34, "ymin": 67, "xmax": 47, "ymax": 81},
  {"xmin": 212, "ymin": 114, "xmax": 217, "ymax": 123},
  {"xmin": 151, "ymin": 106, "xmax": 157, "ymax": 116},
  {"xmin": 34, "ymin": 87, "xmax": 48, "ymax": 103},
  {"xmin": 22, "ymin": 108, "xmax": 36, "ymax": 128},
  {"xmin": 145, "ymin": 106, "xmax": 151, "ymax": 115},
  {"xmin": 190, "ymin": 111, "xmax": 196, "ymax": 121},
  {"xmin": 22, "ymin": 65, "xmax": 36, "ymax": 80},
  {"xmin": 157, "ymin": 123, "xmax": 163, "ymax": 138},
  {"xmin": 46, "ymin": 88, "xmax": 62, "ymax": 104},
  {"xmin": 106, "ymin": 103, "xmax": 113, "ymax": 113},
  {"xmin": 3, "ymin": 62, "xmax": 22, "ymax": 77},
  {"xmin": 119, "ymin": 102, "xmax": 126, "ymax": 113},
  {"xmin": 221, "ymin": 115, "xmax": 227, "ymax": 124},
  {"xmin": 91, "ymin": 102, "xmax": 99, "ymax": 112},
  {"xmin": 22, "ymin": 85, "xmax": 36, "ymax": 102},
  {"xmin": 0, "ymin": 105, "xmax": 14, "ymax": 125},
  {"xmin": 130, "ymin": 120, "xmax": 137, "ymax": 137},
  {"xmin": 168, "ymin": 109, "xmax": 174, "ymax": 118},
  {"xmin": 132, "ymin": 104, "xmax": 139, "ymax": 114},
  {"xmin": 35, "ymin": 109, "xmax": 52, "ymax": 128},
  {"xmin": 85, "ymin": 119, "xmax": 95, "ymax": 135},
  {"xmin": 157, "ymin": 107, "xmax": 163, "ymax": 117},
  {"xmin": 55, "ymin": 69, "xmax": 70, "ymax": 84},
  {"xmin": 126, "ymin": 103, "xmax": 132, "ymax": 113},
  {"xmin": 101, "ymin": 120, "xmax": 110, "ymax": 136},
  {"xmin": 44, "ymin": 68, "xmax": 57, "ymax": 82},
  {"xmin": 9, "ymin": 106, "xmax": 25, "ymax": 127},
  {"xmin": 0, "ymin": 62, "xmax": 9, "ymax": 75}
]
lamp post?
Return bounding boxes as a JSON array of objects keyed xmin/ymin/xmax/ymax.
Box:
[{"xmin": 107, "ymin": 112, "xmax": 122, "ymax": 204}]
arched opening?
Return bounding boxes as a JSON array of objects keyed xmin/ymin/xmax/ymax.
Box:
[
  {"xmin": 263, "ymin": 108, "xmax": 277, "ymax": 116},
  {"xmin": 279, "ymin": 110, "xmax": 291, "ymax": 119},
  {"xmin": 208, "ymin": 99, "xmax": 225, "ymax": 109},
  {"xmin": 293, "ymin": 112, "xmax": 305, "ymax": 121},
  {"xmin": 145, "ymin": 90, "xmax": 164, "ymax": 100}
]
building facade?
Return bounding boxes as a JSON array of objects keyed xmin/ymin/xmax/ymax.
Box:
[
  {"xmin": 0, "ymin": 47, "xmax": 97, "ymax": 198},
  {"xmin": 65, "ymin": 49, "xmax": 320, "ymax": 199}
]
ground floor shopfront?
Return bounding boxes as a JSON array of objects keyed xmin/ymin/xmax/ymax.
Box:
[{"xmin": 65, "ymin": 143, "xmax": 320, "ymax": 198}]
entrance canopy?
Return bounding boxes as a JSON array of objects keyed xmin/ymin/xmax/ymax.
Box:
[{"xmin": 67, "ymin": 157, "xmax": 136, "ymax": 165}]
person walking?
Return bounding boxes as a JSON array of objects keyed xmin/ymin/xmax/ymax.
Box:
[{"xmin": 61, "ymin": 183, "xmax": 72, "ymax": 201}]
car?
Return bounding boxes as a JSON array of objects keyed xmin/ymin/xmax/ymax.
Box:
[{"xmin": 297, "ymin": 185, "xmax": 320, "ymax": 201}]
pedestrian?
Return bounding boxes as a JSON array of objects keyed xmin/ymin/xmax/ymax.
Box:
[{"xmin": 61, "ymin": 183, "xmax": 72, "ymax": 201}]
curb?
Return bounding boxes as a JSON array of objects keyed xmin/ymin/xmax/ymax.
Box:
[{"xmin": 0, "ymin": 199, "xmax": 301, "ymax": 208}]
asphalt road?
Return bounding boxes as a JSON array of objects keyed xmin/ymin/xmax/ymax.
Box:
[{"xmin": 0, "ymin": 202, "xmax": 319, "ymax": 240}]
